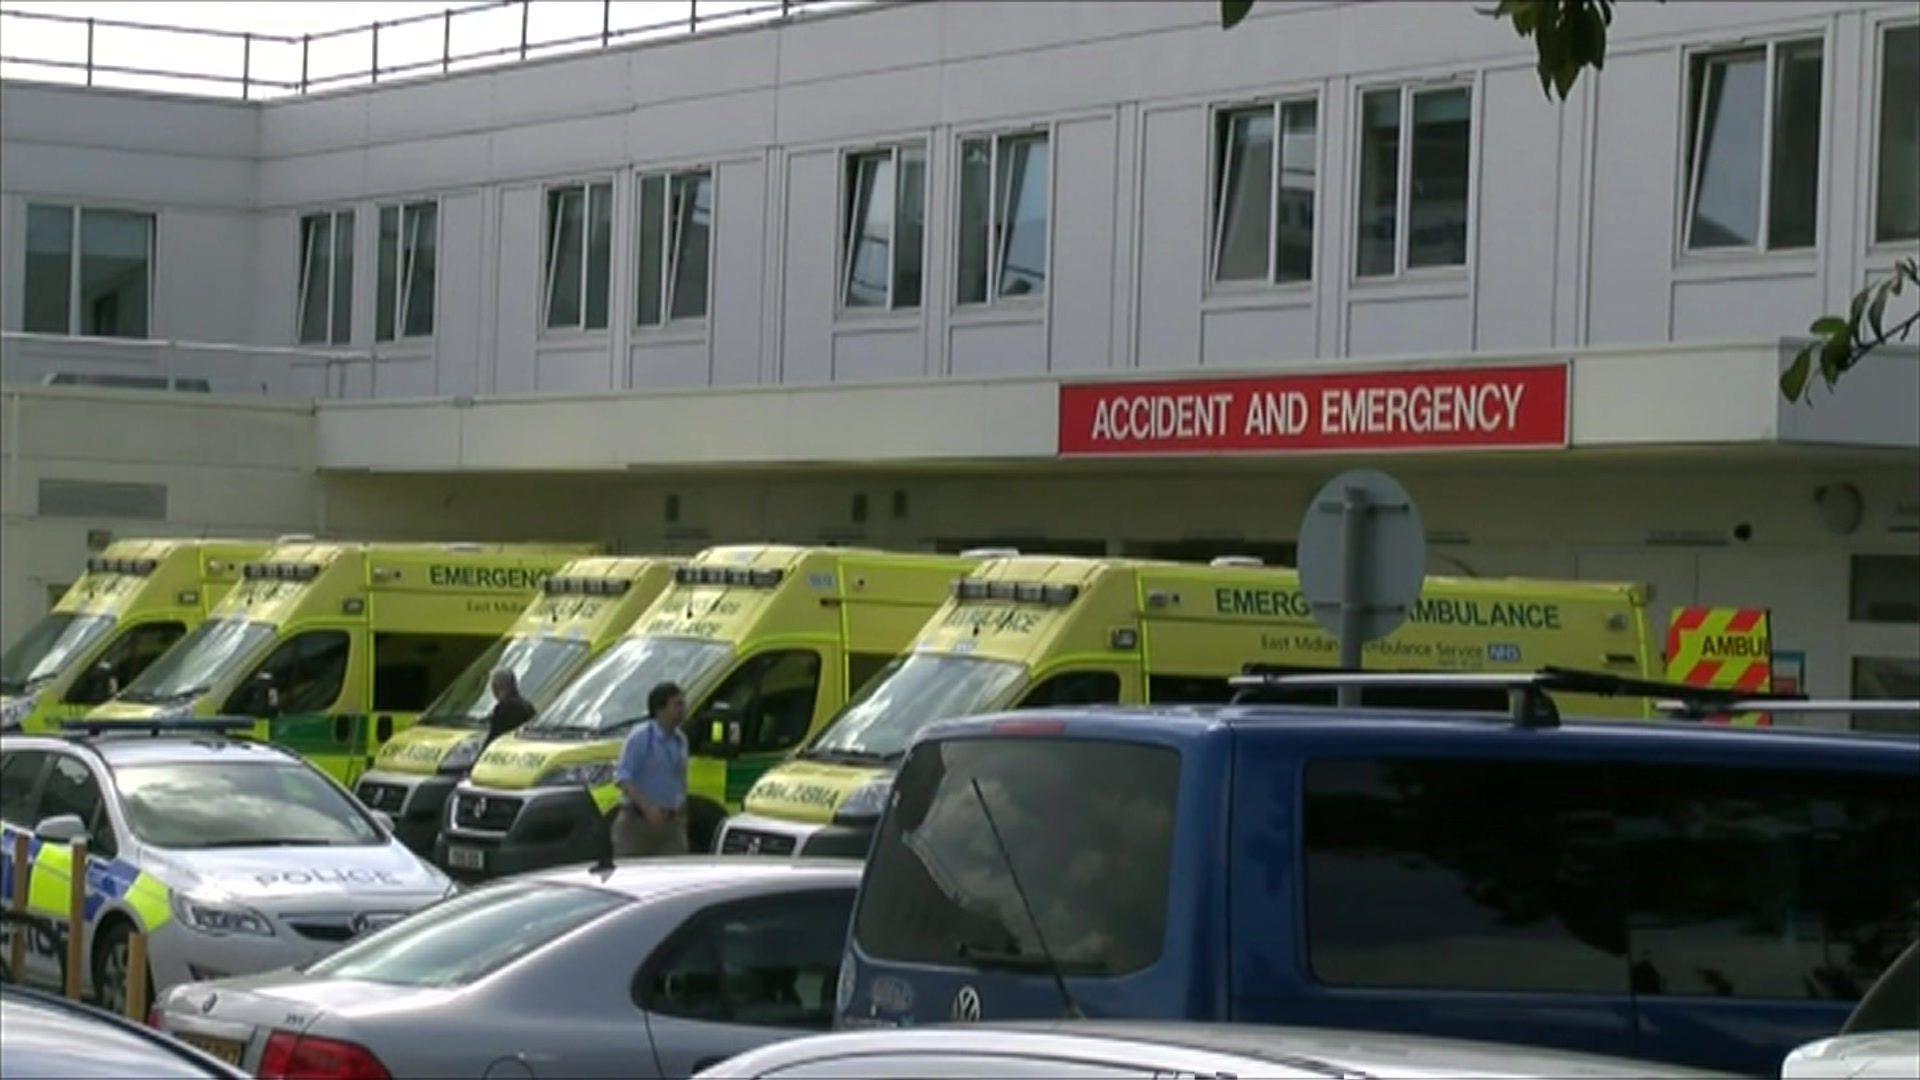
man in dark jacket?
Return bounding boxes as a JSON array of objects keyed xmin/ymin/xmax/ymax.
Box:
[{"xmin": 483, "ymin": 669, "xmax": 536, "ymax": 745}]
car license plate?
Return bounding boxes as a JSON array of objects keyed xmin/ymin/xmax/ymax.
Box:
[
  {"xmin": 180, "ymin": 1034, "xmax": 245, "ymax": 1066},
  {"xmin": 446, "ymin": 844, "xmax": 485, "ymax": 871}
]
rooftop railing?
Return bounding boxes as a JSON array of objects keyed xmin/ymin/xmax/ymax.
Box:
[{"xmin": 0, "ymin": 0, "xmax": 867, "ymax": 100}]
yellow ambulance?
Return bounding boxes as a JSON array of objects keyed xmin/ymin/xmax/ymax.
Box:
[
  {"xmin": 85, "ymin": 540, "xmax": 597, "ymax": 785},
  {"xmin": 718, "ymin": 554, "xmax": 1657, "ymax": 856},
  {"xmin": 1, "ymin": 538, "xmax": 271, "ymax": 734},
  {"xmin": 435, "ymin": 545, "xmax": 974, "ymax": 876},
  {"xmin": 353, "ymin": 556, "xmax": 679, "ymax": 854}
]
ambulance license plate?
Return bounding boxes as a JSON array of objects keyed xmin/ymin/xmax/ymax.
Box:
[
  {"xmin": 180, "ymin": 1034, "xmax": 245, "ymax": 1066},
  {"xmin": 446, "ymin": 845, "xmax": 486, "ymax": 871}
]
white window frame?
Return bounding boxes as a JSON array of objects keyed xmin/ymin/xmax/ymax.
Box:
[
  {"xmin": 541, "ymin": 178, "xmax": 614, "ymax": 335},
  {"xmin": 633, "ymin": 166, "xmax": 714, "ymax": 330},
  {"xmin": 1869, "ymin": 18, "xmax": 1920, "ymax": 251},
  {"xmin": 296, "ymin": 208, "xmax": 353, "ymax": 346},
  {"xmin": 1352, "ymin": 80, "xmax": 1475, "ymax": 281},
  {"xmin": 25, "ymin": 202, "xmax": 157, "ymax": 339},
  {"xmin": 1209, "ymin": 95, "xmax": 1319, "ymax": 290},
  {"xmin": 955, "ymin": 127, "xmax": 1052, "ymax": 308},
  {"xmin": 839, "ymin": 142, "xmax": 928, "ymax": 314},
  {"xmin": 1679, "ymin": 35, "xmax": 1826, "ymax": 256},
  {"xmin": 376, "ymin": 199, "xmax": 438, "ymax": 343}
]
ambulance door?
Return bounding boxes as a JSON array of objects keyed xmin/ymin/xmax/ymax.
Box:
[
  {"xmin": 223, "ymin": 626, "xmax": 366, "ymax": 785},
  {"xmin": 691, "ymin": 648, "xmax": 830, "ymax": 833}
]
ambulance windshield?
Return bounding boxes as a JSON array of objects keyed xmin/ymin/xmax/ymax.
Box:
[
  {"xmin": 0, "ymin": 613, "xmax": 115, "ymax": 693},
  {"xmin": 421, "ymin": 635, "xmax": 591, "ymax": 727},
  {"xmin": 119, "ymin": 619, "xmax": 275, "ymax": 704},
  {"xmin": 805, "ymin": 653, "xmax": 1024, "ymax": 761},
  {"xmin": 525, "ymin": 636, "xmax": 731, "ymax": 736}
]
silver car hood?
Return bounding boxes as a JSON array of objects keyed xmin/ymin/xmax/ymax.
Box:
[{"xmin": 149, "ymin": 842, "xmax": 448, "ymax": 909}]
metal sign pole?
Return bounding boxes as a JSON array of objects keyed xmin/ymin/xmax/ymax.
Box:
[{"xmin": 1337, "ymin": 485, "xmax": 1370, "ymax": 707}]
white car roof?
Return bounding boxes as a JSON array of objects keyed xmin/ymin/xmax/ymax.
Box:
[
  {"xmin": 1783, "ymin": 1032, "xmax": 1920, "ymax": 1080},
  {"xmin": 525, "ymin": 856, "xmax": 862, "ymax": 903},
  {"xmin": 6, "ymin": 734, "xmax": 296, "ymax": 770},
  {"xmin": 704, "ymin": 1023, "xmax": 1733, "ymax": 1079}
]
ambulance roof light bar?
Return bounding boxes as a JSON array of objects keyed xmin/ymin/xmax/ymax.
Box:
[{"xmin": 1228, "ymin": 666, "xmax": 1809, "ymax": 729}]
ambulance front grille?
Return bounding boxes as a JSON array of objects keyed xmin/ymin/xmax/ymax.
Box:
[
  {"xmin": 719, "ymin": 828, "xmax": 796, "ymax": 856},
  {"xmin": 452, "ymin": 792, "xmax": 522, "ymax": 832},
  {"xmin": 357, "ymin": 781, "xmax": 407, "ymax": 813}
]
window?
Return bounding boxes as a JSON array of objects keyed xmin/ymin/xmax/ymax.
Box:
[
  {"xmin": 371, "ymin": 632, "xmax": 493, "ymax": 713},
  {"xmin": 1850, "ymin": 555, "xmax": 1919, "ymax": 624},
  {"xmin": 1305, "ymin": 758, "xmax": 1625, "ymax": 993},
  {"xmin": 1147, "ymin": 674, "xmax": 1236, "ymax": 704},
  {"xmin": 1686, "ymin": 40, "xmax": 1823, "ymax": 251},
  {"xmin": 0, "ymin": 751, "xmax": 50, "ymax": 826},
  {"xmin": 39, "ymin": 755, "xmax": 114, "ymax": 857},
  {"xmin": 638, "ymin": 890, "xmax": 856, "ymax": 1029},
  {"xmin": 1620, "ymin": 766, "xmax": 1920, "ymax": 1000},
  {"xmin": 694, "ymin": 650, "xmax": 821, "ymax": 755},
  {"xmin": 1877, "ymin": 24, "xmax": 1919, "ymax": 243},
  {"xmin": 1851, "ymin": 657, "xmax": 1920, "ymax": 734},
  {"xmin": 1356, "ymin": 86, "xmax": 1471, "ymax": 277},
  {"xmin": 957, "ymin": 131, "xmax": 1049, "ymax": 305},
  {"xmin": 24, "ymin": 204, "xmax": 154, "ymax": 338},
  {"xmin": 377, "ymin": 201, "xmax": 437, "ymax": 341},
  {"xmin": 64, "ymin": 621, "xmax": 185, "ymax": 706},
  {"xmin": 855, "ymin": 738, "xmax": 1179, "ymax": 977},
  {"xmin": 225, "ymin": 630, "xmax": 351, "ymax": 717},
  {"xmin": 118, "ymin": 761, "xmax": 381, "ymax": 849},
  {"xmin": 634, "ymin": 169, "xmax": 713, "ymax": 327},
  {"xmin": 297, "ymin": 211, "xmax": 353, "ymax": 345},
  {"xmin": 544, "ymin": 181, "xmax": 613, "ymax": 331},
  {"xmin": 1018, "ymin": 670, "xmax": 1121, "ymax": 708},
  {"xmin": 311, "ymin": 881, "xmax": 626, "ymax": 987},
  {"xmin": 843, "ymin": 146, "xmax": 926, "ymax": 309},
  {"xmin": 1213, "ymin": 100, "xmax": 1317, "ymax": 285}
]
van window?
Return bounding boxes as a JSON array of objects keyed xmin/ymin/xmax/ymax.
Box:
[
  {"xmin": 1018, "ymin": 671, "xmax": 1121, "ymax": 708},
  {"xmin": 848, "ymin": 652, "xmax": 892, "ymax": 698},
  {"xmin": 696, "ymin": 650, "xmax": 821, "ymax": 754},
  {"xmin": 855, "ymin": 738, "xmax": 1179, "ymax": 978},
  {"xmin": 372, "ymin": 633, "xmax": 495, "ymax": 712},
  {"xmin": 227, "ymin": 631, "xmax": 351, "ymax": 716},
  {"xmin": 1619, "ymin": 766, "xmax": 1920, "ymax": 1000},
  {"xmin": 65, "ymin": 621, "xmax": 185, "ymax": 705},
  {"xmin": 1303, "ymin": 758, "xmax": 1627, "ymax": 993}
]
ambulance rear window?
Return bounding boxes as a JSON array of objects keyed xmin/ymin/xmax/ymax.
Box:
[{"xmin": 855, "ymin": 737, "xmax": 1178, "ymax": 978}]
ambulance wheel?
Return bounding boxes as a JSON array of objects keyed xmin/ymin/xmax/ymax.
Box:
[{"xmin": 91, "ymin": 918, "xmax": 151, "ymax": 1018}]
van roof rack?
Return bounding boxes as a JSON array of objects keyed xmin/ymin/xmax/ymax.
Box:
[
  {"xmin": 1227, "ymin": 666, "xmax": 1811, "ymax": 729},
  {"xmin": 60, "ymin": 717, "xmax": 258, "ymax": 740}
]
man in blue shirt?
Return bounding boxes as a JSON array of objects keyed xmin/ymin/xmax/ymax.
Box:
[{"xmin": 610, "ymin": 681, "xmax": 690, "ymax": 857}]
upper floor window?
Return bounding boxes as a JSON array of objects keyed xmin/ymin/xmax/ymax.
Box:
[
  {"xmin": 843, "ymin": 145, "xmax": 926, "ymax": 310},
  {"xmin": 543, "ymin": 180, "xmax": 612, "ymax": 331},
  {"xmin": 297, "ymin": 210, "xmax": 353, "ymax": 345},
  {"xmin": 1213, "ymin": 99, "xmax": 1318, "ymax": 286},
  {"xmin": 1876, "ymin": 23, "xmax": 1918, "ymax": 244},
  {"xmin": 636, "ymin": 169, "xmax": 713, "ymax": 328},
  {"xmin": 377, "ymin": 201, "xmax": 437, "ymax": 341},
  {"xmin": 957, "ymin": 131, "xmax": 1049, "ymax": 305},
  {"xmin": 24, "ymin": 204, "xmax": 154, "ymax": 339},
  {"xmin": 1356, "ymin": 85, "xmax": 1471, "ymax": 278},
  {"xmin": 1685, "ymin": 39, "xmax": 1823, "ymax": 252}
]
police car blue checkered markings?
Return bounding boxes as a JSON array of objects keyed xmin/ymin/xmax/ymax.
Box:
[{"xmin": 0, "ymin": 732, "xmax": 453, "ymax": 1011}]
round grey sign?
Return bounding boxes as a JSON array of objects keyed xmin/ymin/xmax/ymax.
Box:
[{"xmin": 1297, "ymin": 469, "xmax": 1426, "ymax": 645}]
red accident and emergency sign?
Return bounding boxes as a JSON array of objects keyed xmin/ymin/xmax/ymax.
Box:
[{"xmin": 1057, "ymin": 364, "xmax": 1569, "ymax": 456}]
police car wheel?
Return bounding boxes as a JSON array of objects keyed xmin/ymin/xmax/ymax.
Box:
[{"xmin": 91, "ymin": 921, "xmax": 148, "ymax": 1017}]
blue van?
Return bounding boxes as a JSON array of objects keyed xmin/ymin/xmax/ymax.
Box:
[{"xmin": 836, "ymin": 689, "xmax": 1920, "ymax": 1076}]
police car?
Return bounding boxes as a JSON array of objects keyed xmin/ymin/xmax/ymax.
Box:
[{"xmin": 0, "ymin": 721, "xmax": 454, "ymax": 1015}]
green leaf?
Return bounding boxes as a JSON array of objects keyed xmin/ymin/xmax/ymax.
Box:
[
  {"xmin": 1819, "ymin": 333, "xmax": 1853, "ymax": 385},
  {"xmin": 1851, "ymin": 287, "xmax": 1870, "ymax": 324},
  {"xmin": 1868, "ymin": 289, "xmax": 1890, "ymax": 340},
  {"xmin": 1780, "ymin": 351, "xmax": 1812, "ymax": 401},
  {"xmin": 1220, "ymin": 0, "xmax": 1254, "ymax": 29},
  {"xmin": 1810, "ymin": 316, "xmax": 1848, "ymax": 336}
]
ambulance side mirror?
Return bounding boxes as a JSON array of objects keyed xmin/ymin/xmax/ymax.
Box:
[
  {"xmin": 251, "ymin": 672, "xmax": 281, "ymax": 717},
  {"xmin": 34, "ymin": 814, "xmax": 88, "ymax": 846}
]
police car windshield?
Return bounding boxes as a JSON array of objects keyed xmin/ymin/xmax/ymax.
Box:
[
  {"xmin": 118, "ymin": 762, "xmax": 382, "ymax": 848},
  {"xmin": 806, "ymin": 653, "xmax": 1024, "ymax": 760},
  {"xmin": 421, "ymin": 636, "xmax": 590, "ymax": 728},
  {"xmin": 526, "ymin": 636, "xmax": 731, "ymax": 735},
  {"xmin": 118, "ymin": 619, "xmax": 275, "ymax": 704},
  {"xmin": 0, "ymin": 613, "xmax": 114, "ymax": 693}
]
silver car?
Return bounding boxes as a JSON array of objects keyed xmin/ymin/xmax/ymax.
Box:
[
  {"xmin": 696, "ymin": 1022, "xmax": 1735, "ymax": 1078},
  {"xmin": 156, "ymin": 858, "xmax": 860, "ymax": 1078}
]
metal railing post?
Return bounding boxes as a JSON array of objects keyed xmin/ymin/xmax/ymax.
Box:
[
  {"xmin": 443, "ymin": 10, "xmax": 452, "ymax": 73},
  {"xmin": 85, "ymin": 17, "xmax": 95, "ymax": 86},
  {"xmin": 689, "ymin": 1, "xmax": 698, "ymax": 33},
  {"xmin": 602, "ymin": 0, "xmax": 611, "ymax": 47},
  {"xmin": 300, "ymin": 33, "xmax": 310, "ymax": 93},
  {"xmin": 371, "ymin": 21, "xmax": 380, "ymax": 84},
  {"xmin": 519, "ymin": 1, "xmax": 530, "ymax": 61},
  {"xmin": 242, "ymin": 32, "xmax": 252, "ymax": 99}
]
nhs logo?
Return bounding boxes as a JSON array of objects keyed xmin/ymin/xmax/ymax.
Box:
[{"xmin": 1488, "ymin": 643, "xmax": 1522, "ymax": 663}]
